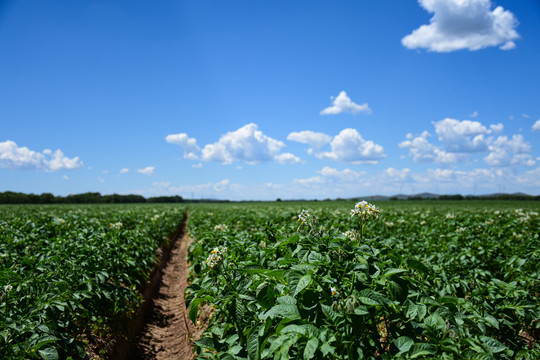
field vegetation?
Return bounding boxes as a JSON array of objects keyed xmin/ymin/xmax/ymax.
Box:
[
  {"xmin": 0, "ymin": 204, "xmax": 186, "ymax": 359},
  {"xmin": 186, "ymin": 200, "xmax": 539, "ymax": 359},
  {"xmin": 1, "ymin": 200, "xmax": 538, "ymax": 359}
]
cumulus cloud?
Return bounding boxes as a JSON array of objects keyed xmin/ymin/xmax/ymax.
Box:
[
  {"xmin": 137, "ymin": 166, "xmax": 155, "ymax": 175},
  {"xmin": 532, "ymin": 119, "xmax": 540, "ymax": 132},
  {"xmin": 490, "ymin": 123, "xmax": 504, "ymax": 132},
  {"xmin": 383, "ymin": 167, "xmax": 413, "ymax": 182},
  {"xmin": 294, "ymin": 166, "xmax": 364, "ymax": 185},
  {"xmin": 166, "ymin": 133, "xmax": 200, "ymax": 160},
  {"xmin": 434, "ymin": 118, "xmax": 491, "ymax": 152},
  {"xmin": 287, "ymin": 130, "xmax": 332, "ymax": 150},
  {"xmin": 274, "ymin": 153, "xmax": 302, "ymax": 164},
  {"xmin": 201, "ymin": 123, "xmax": 299, "ymax": 164},
  {"xmin": 399, "ymin": 131, "xmax": 463, "ymax": 163},
  {"xmin": 320, "ymin": 91, "xmax": 371, "ymax": 115},
  {"xmin": 400, "ymin": 118, "xmax": 534, "ymax": 168},
  {"xmin": 0, "ymin": 140, "xmax": 83, "ymax": 171},
  {"xmin": 120, "ymin": 168, "xmax": 129, "ymax": 174},
  {"xmin": 315, "ymin": 128, "xmax": 386, "ymax": 164},
  {"xmin": 167, "ymin": 179, "xmax": 236, "ymax": 196},
  {"xmin": 484, "ymin": 135, "xmax": 534, "ymax": 167},
  {"xmin": 402, "ymin": 0, "xmax": 519, "ymax": 52}
]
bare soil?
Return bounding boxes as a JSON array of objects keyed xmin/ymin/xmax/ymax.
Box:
[{"xmin": 133, "ymin": 216, "xmax": 209, "ymax": 359}]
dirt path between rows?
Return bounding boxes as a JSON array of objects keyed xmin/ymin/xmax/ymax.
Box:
[{"xmin": 132, "ymin": 214, "xmax": 206, "ymax": 360}]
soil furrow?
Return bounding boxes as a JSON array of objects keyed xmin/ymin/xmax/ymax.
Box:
[{"xmin": 133, "ymin": 216, "xmax": 195, "ymax": 359}]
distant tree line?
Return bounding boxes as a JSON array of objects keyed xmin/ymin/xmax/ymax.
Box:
[
  {"xmin": 0, "ymin": 191, "xmax": 184, "ymax": 204},
  {"xmin": 390, "ymin": 194, "xmax": 540, "ymax": 201}
]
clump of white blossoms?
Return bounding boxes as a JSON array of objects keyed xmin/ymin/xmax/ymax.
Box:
[
  {"xmin": 214, "ymin": 224, "xmax": 228, "ymax": 232},
  {"xmin": 344, "ymin": 229, "xmax": 359, "ymax": 241},
  {"xmin": 350, "ymin": 201, "xmax": 380, "ymax": 221},
  {"xmin": 330, "ymin": 286, "xmax": 339, "ymax": 296},
  {"xmin": 110, "ymin": 222, "xmax": 123, "ymax": 229},
  {"xmin": 297, "ymin": 209, "xmax": 311, "ymax": 225},
  {"xmin": 206, "ymin": 246, "xmax": 227, "ymax": 269}
]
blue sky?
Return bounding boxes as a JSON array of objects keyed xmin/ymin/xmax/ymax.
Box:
[{"xmin": 1, "ymin": 0, "xmax": 540, "ymax": 200}]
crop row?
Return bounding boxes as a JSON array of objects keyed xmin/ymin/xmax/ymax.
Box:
[
  {"xmin": 0, "ymin": 204, "xmax": 186, "ymax": 359},
  {"xmin": 186, "ymin": 201, "xmax": 539, "ymax": 359}
]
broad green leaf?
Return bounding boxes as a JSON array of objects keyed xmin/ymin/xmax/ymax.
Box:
[
  {"xmin": 259, "ymin": 304, "xmax": 301, "ymax": 320},
  {"xmin": 294, "ymin": 274, "xmax": 312, "ymax": 296},
  {"xmin": 38, "ymin": 347, "xmax": 59, "ymax": 360},
  {"xmin": 424, "ymin": 314, "xmax": 446, "ymax": 331},
  {"xmin": 483, "ymin": 315, "xmax": 499, "ymax": 330},
  {"xmin": 407, "ymin": 259, "xmax": 430, "ymax": 275},
  {"xmin": 304, "ymin": 337, "xmax": 319, "ymax": 359},
  {"xmin": 320, "ymin": 342, "xmax": 336, "ymax": 357},
  {"xmin": 384, "ymin": 268, "xmax": 407, "ymax": 277},
  {"xmin": 247, "ymin": 325, "xmax": 261, "ymax": 360},
  {"xmin": 410, "ymin": 343, "xmax": 436, "ymax": 358},
  {"xmin": 256, "ymin": 282, "xmax": 275, "ymax": 310},
  {"xmin": 357, "ymin": 289, "xmax": 390, "ymax": 306},
  {"xmin": 393, "ymin": 336, "xmax": 414, "ymax": 355},
  {"xmin": 480, "ymin": 336, "xmax": 507, "ymax": 353},
  {"xmin": 195, "ymin": 337, "xmax": 219, "ymax": 351}
]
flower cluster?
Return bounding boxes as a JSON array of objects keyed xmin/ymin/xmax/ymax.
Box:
[
  {"xmin": 350, "ymin": 201, "xmax": 380, "ymax": 221},
  {"xmin": 330, "ymin": 286, "xmax": 339, "ymax": 296},
  {"xmin": 110, "ymin": 222, "xmax": 123, "ymax": 229},
  {"xmin": 206, "ymin": 246, "xmax": 227, "ymax": 268},
  {"xmin": 214, "ymin": 224, "xmax": 229, "ymax": 232},
  {"xmin": 298, "ymin": 210, "xmax": 310, "ymax": 225},
  {"xmin": 343, "ymin": 229, "xmax": 359, "ymax": 241}
]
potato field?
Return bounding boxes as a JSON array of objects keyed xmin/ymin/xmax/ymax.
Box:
[
  {"xmin": 186, "ymin": 201, "xmax": 539, "ymax": 359},
  {"xmin": 1, "ymin": 200, "xmax": 539, "ymax": 359}
]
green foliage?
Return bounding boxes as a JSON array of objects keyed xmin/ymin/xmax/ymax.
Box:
[
  {"xmin": 0, "ymin": 204, "xmax": 185, "ymax": 358},
  {"xmin": 186, "ymin": 201, "xmax": 540, "ymax": 359}
]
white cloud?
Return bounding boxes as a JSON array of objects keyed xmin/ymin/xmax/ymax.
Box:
[
  {"xmin": 516, "ymin": 167, "xmax": 540, "ymax": 187},
  {"xmin": 401, "ymin": 119, "xmax": 534, "ymax": 168},
  {"xmin": 165, "ymin": 133, "xmax": 200, "ymax": 159},
  {"xmin": 46, "ymin": 150, "xmax": 82, "ymax": 171},
  {"xmin": 120, "ymin": 168, "xmax": 129, "ymax": 174},
  {"xmin": 294, "ymin": 166, "xmax": 364, "ymax": 185},
  {"xmin": 490, "ymin": 123, "xmax": 504, "ymax": 132},
  {"xmin": 532, "ymin": 119, "xmax": 540, "ymax": 132},
  {"xmin": 402, "ymin": 0, "xmax": 519, "ymax": 52},
  {"xmin": 484, "ymin": 135, "xmax": 534, "ymax": 167},
  {"xmin": 383, "ymin": 167, "xmax": 413, "ymax": 182},
  {"xmin": 434, "ymin": 118, "xmax": 490, "ymax": 152},
  {"xmin": 166, "ymin": 179, "xmax": 236, "ymax": 197},
  {"xmin": 287, "ymin": 130, "xmax": 332, "ymax": 150},
  {"xmin": 137, "ymin": 166, "xmax": 155, "ymax": 175},
  {"xmin": 63, "ymin": 175, "xmax": 69, "ymax": 180},
  {"xmin": 317, "ymin": 128, "xmax": 386, "ymax": 164},
  {"xmin": 320, "ymin": 91, "xmax": 371, "ymax": 115},
  {"xmin": 522, "ymin": 114, "xmax": 531, "ymax": 119},
  {"xmin": 275, "ymin": 153, "xmax": 302, "ymax": 164},
  {"xmin": 0, "ymin": 140, "xmax": 83, "ymax": 171},
  {"xmin": 201, "ymin": 123, "xmax": 297, "ymax": 164},
  {"xmin": 399, "ymin": 131, "xmax": 463, "ymax": 163},
  {"xmin": 469, "ymin": 111, "xmax": 478, "ymax": 118},
  {"xmin": 152, "ymin": 181, "xmax": 171, "ymax": 188}
]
